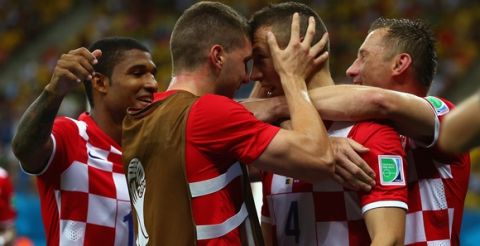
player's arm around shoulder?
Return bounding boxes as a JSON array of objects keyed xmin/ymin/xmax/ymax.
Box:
[{"xmin": 439, "ymin": 92, "xmax": 480, "ymax": 153}]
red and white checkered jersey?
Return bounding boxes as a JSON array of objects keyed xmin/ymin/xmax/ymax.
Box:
[
  {"xmin": 0, "ymin": 167, "xmax": 15, "ymax": 226},
  {"xmin": 184, "ymin": 93, "xmax": 280, "ymax": 245},
  {"xmin": 25, "ymin": 113, "xmax": 132, "ymax": 246},
  {"xmin": 404, "ymin": 96, "xmax": 470, "ymax": 246},
  {"xmin": 262, "ymin": 121, "xmax": 407, "ymax": 246}
]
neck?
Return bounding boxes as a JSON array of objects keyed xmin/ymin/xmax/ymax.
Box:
[
  {"xmin": 308, "ymin": 69, "xmax": 335, "ymax": 90},
  {"xmin": 167, "ymin": 66, "xmax": 215, "ymax": 96},
  {"xmin": 392, "ymin": 74, "xmax": 428, "ymax": 97},
  {"xmin": 89, "ymin": 107, "xmax": 123, "ymax": 145}
]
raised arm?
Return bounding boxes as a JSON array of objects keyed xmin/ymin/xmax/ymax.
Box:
[
  {"xmin": 309, "ymin": 84, "xmax": 436, "ymax": 144},
  {"xmin": 12, "ymin": 48, "xmax": 101, "ymax": 173},
  {"xmin": 439, "ymin": 91, "xmax": 480, "ymax": 153},
  {"xmin": 252, "ymin": 14, "xmax": 334, "ymax": 182},
  {"xmin": 364, "ymin": 207, "xmax": 406, "ymax": 246}
]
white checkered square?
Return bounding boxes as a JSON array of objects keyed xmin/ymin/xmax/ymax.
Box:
[
  {"xmin": 427, "ymin": 239, "xmax": 450, "ymax": 246},
  {"xmin": 405, "ymin": 211, "xmax": 426, "ymax": 245},
  {"xmin": 60, "ymin": 220, "xmax": 86, "ymax": 246},
  {"xmin": 86, "ymin": 143, "xmax": 113, "ymax": 172},
  {"xmin": 271, "ymin": 174, "xmax": 293, "ymax": 194},
  {"xmin": 115, "ymin": 200, "xmax": 132, "ymax": 246},
  {"xmin": 419, "ymin": 179, "xmax": 447, "ymax": 210},
  {"xmin": 271, "ymin": 192, "xmax": 316, "ymax": 245},
  {"xmin": 61, "ymin": 161, "xmax": 88, "ymax": 192},
  {"xmin": 113, "ymin": 172, "xmax": 130, "ymax": 201},
  {"xmin": 87, "ymin": 194, "xmax": 116, "ymax": 227},
  {"xmin": 316, "ymin": 221, "xmax": 349, "ymax": 246}
]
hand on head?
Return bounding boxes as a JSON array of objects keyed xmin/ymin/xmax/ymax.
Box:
[
  {"xmin": 46, "ymin": 48, "xmax": 103, "ymax": 96},
  {"xmin": 266, "ymin": 13, "xmax": 329, "ymax": 83}
]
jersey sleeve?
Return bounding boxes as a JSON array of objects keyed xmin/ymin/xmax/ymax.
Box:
[
  {"xmin": 351, "ymin": 122, "xmax": 408, "ymax": 213},
  {"xmin": 421, "ymin": 96, "xmax": 466, "ymax": 161},
  {"xmin": 188, "ymin": 94, "xmax": 280, "ymax": 164},
  {"xmin": 29, "ymin": 117, "xmax": 77, "ymax": 177}
]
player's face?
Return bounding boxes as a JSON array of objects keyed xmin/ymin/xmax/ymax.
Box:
[
  {"xmin": 217, "ymin": 37, "xmax": 252, "ymax": 98},
  {"xmin": 346, "ymin": 28, "xmax": 396, "ymax": 90},
  {"xmin": 251, "ymin": 26, "xmax": 284, "ymax": 97},
  {"xmin": 106, "ymin": 49, "xmax": 157, "ymax": 115}
]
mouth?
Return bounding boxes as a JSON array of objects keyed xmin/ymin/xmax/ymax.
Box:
[
  {"xmin": 136, "ymin": 95, "xmax": 153, "ymax": 107},
  {"xmin": 352, "ymin": 80, "xmax": 363, "ymax": 85}
]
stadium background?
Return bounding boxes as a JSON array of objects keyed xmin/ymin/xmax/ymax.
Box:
[{"xmin": 0, "ymin": 0, "xmax": 479, "ymax": 245}]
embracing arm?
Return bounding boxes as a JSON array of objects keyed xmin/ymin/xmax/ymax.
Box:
[
  {"xmin": 364, "ymin": 207, "xmax": 406, "ymax": 246},
  {"xmin": 309, "ymin": 85, "xmax": 436, "ymax": 144},
  {"xmin": 439, "ymin": 92, "xmax": 480, "ymax": 153},
  {"xmin": 12, "ymin": 48, "xmax": 100, "ymax": 173}
]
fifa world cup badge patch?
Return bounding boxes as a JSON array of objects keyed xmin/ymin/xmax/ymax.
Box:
[
  {"xmin": 426, "ymin": 96, "xmax": 449, "ymax": 116},
  {"xmin": 378, "ymin": 155, "xmax": 405, "ymax": 186}
]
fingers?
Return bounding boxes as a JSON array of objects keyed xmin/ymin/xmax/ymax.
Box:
[
  {"xmin": 58, "ymin": 48, "xmax": 98, "ymax": 82},
  {"xmin": 311, "ymin": 32, "xmax": 329, "ymax": 59},
  {"xmin": 302, "ymin": 17, "xmax": 316, "ymax": 46},
  {"xmin": 347, "ymin": 138, "xmax": 369, "ymax": 153},
  {"xmin": 335, "ymin": 164, "xmax": 372, "ymax": 192},
  {"xmin": 289, "ymin": 13, "xmax": 300, "ymax": 45},
  {"xmin": 266, "ymin": 31, "xmax": 280, "ymax": 58}
]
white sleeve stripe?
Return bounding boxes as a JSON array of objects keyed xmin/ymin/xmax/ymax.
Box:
[
  {"xmin": 19, "ymin": 134, "xmax": 56, "ymax": 176},
  {"xmin": 362, "ymin": 200, "xmax": 408, "ymax": 214},
  {"xmin": 189, "ymin": 162, "xmax": 242, "ymax": 197},
  {"xmin": 418, "ymin": 97, "xmax": 440, "ymax": 148}
]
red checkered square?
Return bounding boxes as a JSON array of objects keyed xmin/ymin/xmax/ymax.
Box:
[
  {"xmin": 313, "ymin": 191, "xmax": 347, "ymax": 221},
  {"xmin": 60, "ymin": 191, "xmax": 88, "ymax": 221},
  {"xmin": 408, "ymin": 183, "xmax": 423, "ymax": 212},
  {"xmin": 422, "ymin": 210, "xmax": 450, "ymax": 241},
  {"xmin": 347, "ymin": 220, "xmax": 370, "ymax": 245},
  {"xmin": 84, "ymin": 223, "xmax": 115, "ymax": 245},
  {"xmin": 88, "ymin": 166, "xmax": 116, "ymax": 198}
]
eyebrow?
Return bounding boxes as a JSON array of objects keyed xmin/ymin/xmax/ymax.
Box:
[{"xmin": 128, "ymin": 64, "xmax": 157, "ymax": 75}]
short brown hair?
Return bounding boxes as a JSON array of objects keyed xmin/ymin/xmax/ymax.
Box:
[
  {"xmin": 170, "ymin": 1, "xmax": 250, "ymax": 74},
  {"xmin": 249, "ymin": 1, "xmax": 329, "ymax": 52},
  {"xmin": 369, "ymin": 18, "xmax": 437, "ymax": 89}
]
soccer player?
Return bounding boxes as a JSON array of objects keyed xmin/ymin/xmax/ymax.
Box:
[
  {"xmin": 12, "ymin": 37, "xmax": 158, "ymax": 245},
  {"xmin": 249, "ymin": 3, "xmax": 408, "ymax": 245},
  {"xmin": 121, "ymin": 2, "xmax": 334, "ymax": 245},
  {"xmin": 344, "ymin": 18, "xmax": 470, "ymax": 245}
]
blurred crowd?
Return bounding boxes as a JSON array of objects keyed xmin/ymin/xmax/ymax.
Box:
[{"xmin": 1, "ymin": 0, "xmax": 480, "ymax": 244}]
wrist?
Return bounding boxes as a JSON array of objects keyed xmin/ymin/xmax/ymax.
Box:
[{"xmin": 44, "ymin": 83, "xmax": 68, "ymax": 99}]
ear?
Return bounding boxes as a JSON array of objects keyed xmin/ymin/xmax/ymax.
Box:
[
  {"xmin": 91, "ymin": 72, "xmax": 109, "ymax": 94},
  {"xmin": 392, "ymin": 53, "xmax": 412, "ymax": 76},
  {"xmin": 209, "ymin": 44, "xmax": 224, "ymax": 70}
]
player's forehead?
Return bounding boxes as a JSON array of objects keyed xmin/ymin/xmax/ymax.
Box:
[{"xmin": 252, "ymin": 26, "xmax": 272, "ymax": 55}]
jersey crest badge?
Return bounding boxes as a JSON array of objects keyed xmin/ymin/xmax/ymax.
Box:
[
  {"xmin": 426, "ymin": 96, "xmax": 449, "ymax": 116},
  {"xmin": 378, "ymin": 155, "xmax": 405, "ymax": 186}
]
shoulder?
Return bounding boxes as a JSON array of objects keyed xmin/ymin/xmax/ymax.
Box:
[
  {"xmin": 350, "ymin": 121, "xmax": 399, "ymax": 143},
  {"xmin": 191, "ymin": 94, "xmax": 253, "ymax": 119}
]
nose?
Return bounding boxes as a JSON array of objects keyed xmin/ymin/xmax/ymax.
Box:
[
  {"xmin": 346, "ymin": 60, "xmax": 359, "ymax": 78},
  {"xmin": 145, "ymin": 76, "xmax": 158, "ymax": 93},
  {"xmin": 249, "ymin": 65, "xmax": 262, "ymax": 82}
]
